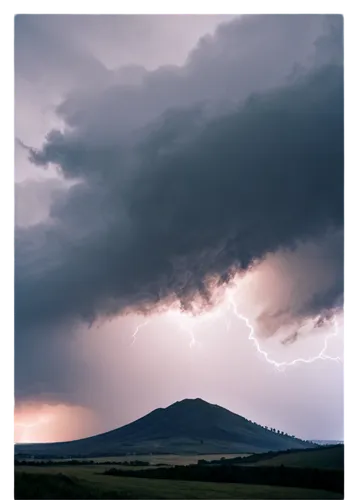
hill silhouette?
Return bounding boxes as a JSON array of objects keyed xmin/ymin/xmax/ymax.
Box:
[{"xmin": 15, "ymin": 398, "xmax": 315, "ymax": 457}]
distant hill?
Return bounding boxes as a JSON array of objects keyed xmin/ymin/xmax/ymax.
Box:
[
  {"xmin": 312, "ymin": 440, "xmax": 343, "ymax": 446},
  {"xmin": 15, "ymin": 398, "xmax": 316, "ymax": 457},
  {"xmin": 207, "ymin": 444, "xmax": 343, "ymax": 470},
  {"xmin": 246, "ymin": 444, "xmax": 344, "ymax": 469}
]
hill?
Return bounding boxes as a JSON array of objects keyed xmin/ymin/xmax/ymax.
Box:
[
  {"xmin": 15, "ymin": 398, "xmax": 316, "ymax": 457},
  {"xmin": 313, "ymin": 440, "xmax": 343, "ymax": 446},
  {"xmin": 247, "ymin": 444, "xmax": 343, "ymax": 470},
  {"xmin": 205, "ymin": 444, "xmax": 343, "ymax": 470}
]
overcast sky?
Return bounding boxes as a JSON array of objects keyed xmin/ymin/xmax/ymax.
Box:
[{"xmin": 15, "ymin": 14, "xmax": 343, "ymax": 444}]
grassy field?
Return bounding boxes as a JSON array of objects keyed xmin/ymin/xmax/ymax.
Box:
[
  {"xmin": 15, "ymin": 466, "xmax": 343, "ymax": 499},
  {"xmin": 246, "ymin": 446, "xmax": 344, "ymax": 470}
]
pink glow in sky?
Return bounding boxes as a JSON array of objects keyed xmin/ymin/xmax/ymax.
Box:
[{"xmin": 15, "ymin": 402, "xmax": 98, "ymax": 444}]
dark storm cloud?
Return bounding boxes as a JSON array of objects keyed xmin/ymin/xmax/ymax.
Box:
[
  {"xmin": 16, "ymin": 60, "xmax": 343, "ymax": 334},
  {"xmin": 15, "ymin": 67, "xmax": 344, "ymax": 328}
]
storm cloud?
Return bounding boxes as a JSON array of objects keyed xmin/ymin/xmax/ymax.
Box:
[{"xmin": 16, "ymin": 16, "xmax": 343, "ymax": 336}]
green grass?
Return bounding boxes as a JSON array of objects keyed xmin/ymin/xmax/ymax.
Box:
[
  {"xmin": 15, "ymin": 466, "xmax": 343, "ymax": 499},
  {"xmin": 247, "ymin": 446, "xmax": 344, "ymax": 470}
]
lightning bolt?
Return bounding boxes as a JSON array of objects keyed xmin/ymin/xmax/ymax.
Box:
[
  {"xmin": 177, "ymin": 321, "xmax": 198, "ymax": 349},
  {"xmin": 227, "ymin": 291, "xmax": 341, "ymax": 371},
  {"xmin": 130, "ymin": 319, "xmax": 150, "ymax": 345},
  {"xmin": 128, "ymin": 286, "xmax": 342, "ymax": 370},
  {"xmin": 15, "ymin": 415, "xmax": 52, "ymax": 443},
  {"xmin": 170, "ymin": 303, "xmax": 234, "ymax": 349}
]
